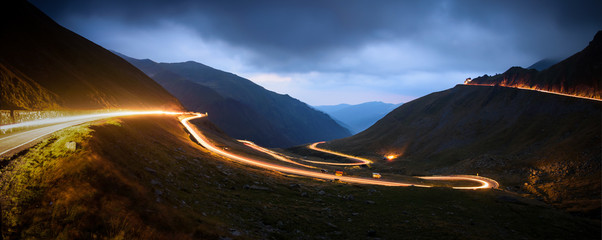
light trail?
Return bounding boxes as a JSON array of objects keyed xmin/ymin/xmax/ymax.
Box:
[
  {"xmin": 419, "ymin": 175, "xmax": 499, "ymax": 190},
  {"xmin": 464, "ymin": 83, "xmax": 602, "ymax": 102},
  {"xmin": 180, "ymin": 114, "xmax": 430, "ymax": 187},
  {"xmin": 1, "ymin": 110, "xmax": 183, "ymax": 132},
  {"xmin": 182, "ymin": 114, "xmax": 498, "ymax": 189},
  {"xmin": 238, "ymin": 140, "xmax": 318, "ymax": 169},
  {"xmin": 1, "ymin": 110, "xmax": 498, "ymax": 190},
  {"xmin": 306, "ymin": 141, "xmax": 373, "ymax": 165},
  {"xmin": 306, "ymin": 141, "xmax": 499, "ymax": 189}
]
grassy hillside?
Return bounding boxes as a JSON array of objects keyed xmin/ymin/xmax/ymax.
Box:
[
  {"xmin": 325, "ymin": 85, "xmax": 601, "ymax": 218},
  {"xmin": 1, "ymin": 115, "xmax": 598, "ymax": 239},
  {"xmin": 0, "ymin": 1, "xmax": 182, "ymax": 111},
  {"xmin": 119, "ymin": 54, "xmax": 351, "ymax": 147}
]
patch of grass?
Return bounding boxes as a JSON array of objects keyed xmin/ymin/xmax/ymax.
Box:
[{"xmin": 1, "ymin": 121, "xmax": 94, "ymax": 238}]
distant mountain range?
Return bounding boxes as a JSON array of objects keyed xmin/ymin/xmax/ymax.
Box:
[
  {"xmin": 0, "ymin": 1, "xmax": 182, "ymax": 111},
  {"xmin": 526, "ymin": 58, "xmax": 560, "ymax": 71},
  {"xmin": 314, "ymin": 102, "xmax": 401, "ymax": 134},
  {"xmin": 118, "ymin": 54, "xmax": 351, "ymax": 148},
  {"xmin": 324, "ymin": 32, "xmax": 602, "ymax": 218},
  {"xmin": 468, "ymin": 31, "xmax": 601, "ymax": 100}
]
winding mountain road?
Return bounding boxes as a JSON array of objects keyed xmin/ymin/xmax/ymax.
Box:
[
  {"xmin": 181, "ymin": 114, "xmax": 498, "ymax": 189},
  {"xmin": 1, "ymin": 111, "xmax": 498, "ymax": 189},
  {"xmin": 308, "ymin": 140, "xmax": 498, "ymax": 189},
  {"xmin": 305, "ymin": 141, "xmax": 373, "ymax": 166},
  {"xmin": 181, "ymin": 114, "xmax": 430, "ymax": 187}
]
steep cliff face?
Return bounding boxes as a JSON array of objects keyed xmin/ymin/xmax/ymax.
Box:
[
  {"xmin": 469, "ymin": 31, "xmax": 602, "ymax": 100},
  {"xmin": 0, "ymin": 1, "xmax": 183, "ymax": 111}
]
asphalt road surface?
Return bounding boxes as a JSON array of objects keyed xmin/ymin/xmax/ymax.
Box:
[{"xmin": 0, "ymin": 111, "xmax": 181, "ymax": 157}]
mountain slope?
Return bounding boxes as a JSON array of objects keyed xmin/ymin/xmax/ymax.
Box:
[
  {"xmin": 0, "ymin": 1, "xmax": 182, "ymax": 111},
  {"xmin": 158, "ymin": 61, "xmax": 352, "ymax": 145},
  {"xmin": 120, "ymin": 55, "xmax": 351, "ymax": 147},
  {"xmin": 325, "ymin": 85, "xmax": 601, "ymax": 218},
  {"xmin": 315, "ymin": 102, "xmax": 401, "ymax": 134},
  {"xmin": 468, "ymin": 31, "xmax": 602, "ymax": 100},
  {"xmin": 116, "ymin": 56, "xmax": 288, "ymax": 147}
]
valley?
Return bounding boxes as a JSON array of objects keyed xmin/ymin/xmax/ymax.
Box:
[{"xmin": 1, "ymin": 1, "xmax": 600, "ymax": 239}]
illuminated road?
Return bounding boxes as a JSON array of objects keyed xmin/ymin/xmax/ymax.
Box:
[
  {"xmin": 419, "ymin": 175, "xmax": 499, "ymax": 190},
  {"xmin": 181, "ymin": 114, "xmax": 429, "ymax": 187},
  {"xmin": 239, "ymin": 140, "xmax": 318, "ymax": 169},
  {"xmin": 181, "ymin": 114, "xmax": 498, "ymax": 189},
  {"xmin": 465, "ymin": 83, "xmax": 602, "ymax": 102},
  {"xmin": 307, "ymin": 141, "xmax": 498, "ymax": 189},
  {"xmin": 306, "ymin": 141, "xmax": 373, "ymax": 165},
  {"xmin": 0, "ymin": 111, "xmax": 182, "ymax": 157}
]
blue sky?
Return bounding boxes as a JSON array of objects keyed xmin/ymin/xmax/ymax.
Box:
[{"xmin": 31, "ymin": 0, "xmax": 602, "ymax": 105}]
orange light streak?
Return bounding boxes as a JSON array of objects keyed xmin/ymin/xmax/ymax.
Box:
[
  {"xmin": 419, "ymin": 175, "xmax": 499, "ymax": 190},
  {"xmin": 181, "ymin": 114, "xmax": 498, "ymax": 189},
  {"xmin": 306, "ymin": 141, "xmax": 373, "ymax": 165},
  {"xmin": 306, "ymin": 141, "xmax": 498, "ymax": 189},
  {"xmin": 1, "ymin": 110, "xmax": 184, "ymax": 131},
  {"xmin": 1, "ymin": 110, "xmax": 188, "ymax": 156},
  {"xmin": 238, "ymin": 140, "xmax": 318, "ymax": 169},
  {"xmin": 180, "ymin": 114, "xmax": 429, "ymax": 187},
  {"xmin": 464, "ymin": 83, "xmax": 602, "ymax": 102}
]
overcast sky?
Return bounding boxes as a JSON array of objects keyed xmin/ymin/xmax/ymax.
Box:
[{"xmin": 30, "ymin": 0, "xmax": 602, "ymax": 105}]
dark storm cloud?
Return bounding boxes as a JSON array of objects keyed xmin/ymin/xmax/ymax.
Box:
[
  {"xmin": 32, "ymin": 0, "xmax": 602, "ymax": 63},
  {"xmin": 29, "ymin": 0, "xmax": 602, "ymax": 104},
  {"xmin": 32, "ymin": 1, "xmax": 428, "ymax": 64}
]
